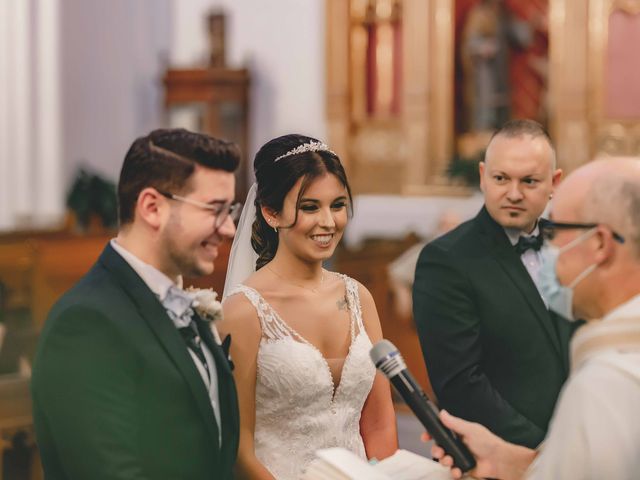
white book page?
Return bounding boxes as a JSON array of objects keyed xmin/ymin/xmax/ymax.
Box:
[
  {"xmin": 375, "ymin": 449, "xmax": 453, "ymax": 480},
  {"xmin": 303, "ymin": 460, "xmax": 351, "ymax": 480},
  {"xmin": 304, "ymin": 448, "xmax": 391, "ymax": 480}
]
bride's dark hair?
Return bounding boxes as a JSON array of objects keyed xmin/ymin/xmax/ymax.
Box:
[{"xmin": 251, "ymin": 134, "xmax": 352, "ymax": 270}]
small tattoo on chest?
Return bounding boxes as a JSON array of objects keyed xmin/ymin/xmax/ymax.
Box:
[{"xmin": 336, "ymin": 296, "xmax": 348, "ymax": 311}]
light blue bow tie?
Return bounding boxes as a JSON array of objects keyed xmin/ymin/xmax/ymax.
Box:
[{"xmin": 161, "ymin": 286, "xmax": 196, "ymax": 328}]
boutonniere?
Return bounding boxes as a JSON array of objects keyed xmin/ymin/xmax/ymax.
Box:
[
  {"xmin": 185, "ymin": 287, "xmax": 231, "ymax": 368},
  {"xmin": 185, "ymin": 287, "xmax": 223, "ymax": 323}
]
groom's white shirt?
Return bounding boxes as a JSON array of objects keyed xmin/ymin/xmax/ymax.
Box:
[
  {"xmin": 110, "ymin": 239, "xmax": 222, "ymax": 443},
  {"xmin": 504, "ymin": 223, "xmax": 546, "ymax": 305}
]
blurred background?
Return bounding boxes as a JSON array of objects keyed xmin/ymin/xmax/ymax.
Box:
[{"xmin": 2, "ymin": 0, "xmax": 640, "ymax": 477}]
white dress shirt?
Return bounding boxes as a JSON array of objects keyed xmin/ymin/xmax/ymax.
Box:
[
  {"xmin": 504, "ymin": 224, "xmax": 546, "ymax": 305},
  {"xmin": 110, "ymin": 239, "xmax": 222, "ymax": 443}
]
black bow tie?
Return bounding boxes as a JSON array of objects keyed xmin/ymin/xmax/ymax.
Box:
[{"xmin": 514, "ymin": 234, "xmax": 543, "ymax": 255}]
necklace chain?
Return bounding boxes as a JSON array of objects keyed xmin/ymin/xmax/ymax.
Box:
[{"xmin": 266, "ymin": 265, "xmax": 325, "ymax": 293}]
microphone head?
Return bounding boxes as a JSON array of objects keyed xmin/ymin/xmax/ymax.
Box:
[
  {"xmin": 370, "ymin": 340, "xmax": 407, "ymax": 378},
  {"xmin": 369, "ymin": 339, "xmax": 398, "ymax": 364}
]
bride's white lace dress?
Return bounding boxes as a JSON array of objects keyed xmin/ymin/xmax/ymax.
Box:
[{"xmin": 228, "ymin": 274, "xmax": 376, "ymax": 480}]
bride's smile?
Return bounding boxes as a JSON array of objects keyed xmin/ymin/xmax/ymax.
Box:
[
  {"xmin": 273, "ymin": 172, "xmax": 349, "ymax": 263},
  {"xmin": 310, "ymin": 233, "xmax": 334, "ymax": 248}
]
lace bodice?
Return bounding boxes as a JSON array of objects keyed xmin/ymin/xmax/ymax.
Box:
[{"xmin": 228, "ymin": 274, "xmax": 376, "ymax": 480}]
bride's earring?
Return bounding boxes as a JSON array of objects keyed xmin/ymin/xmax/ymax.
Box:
[{"xmin": 268, "ymin": 218, "xmax": 278, "ymax": 233}]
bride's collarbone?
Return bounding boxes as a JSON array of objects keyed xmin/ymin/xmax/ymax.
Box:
[
  {"xmin": 257, "ymin": 284, "xmax": 347, "ymax": 309},
  {"xmin": 271, "ymin": 295, "xmax": 351, "ymax": 323},
  {"xmin": 267, "ymin": 299, "xmax": 354, "ymax": 346}
]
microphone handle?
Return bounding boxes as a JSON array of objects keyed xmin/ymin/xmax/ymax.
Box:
[{"xmin": 390, "ymin": 373, "xmax": 476, "ymax": 473}]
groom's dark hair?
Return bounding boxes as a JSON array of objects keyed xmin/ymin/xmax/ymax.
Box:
[{"xmin": 117, "ymin": 128, "xmax": 240, "ymax": 226}]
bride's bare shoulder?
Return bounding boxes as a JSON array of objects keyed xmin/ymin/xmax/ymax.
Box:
[
  {"xmin": 219, "ymin": 287, "xmax": 261, "ymax": 336},
  {"xmin": 222, "ymin": 290, "xmax": 253, "ymax": 314}
]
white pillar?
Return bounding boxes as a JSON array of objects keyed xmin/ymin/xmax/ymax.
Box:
[
  {"xmin": 0, "ymin": 0, "xmax": 64, "ymax": 231},
  {"xmin": 0, "ymin": 0, "xmax": 11, "ymax": 228},
  {"xmin": 13, "ymin": 0, "xmax": 33, "ymax": 222},
  {"xmin": 35, "ymin": 0, "xmax": 64, "ymax": 227}
]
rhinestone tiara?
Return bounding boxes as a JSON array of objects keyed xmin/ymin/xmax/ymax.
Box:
[{"xmin": 273, "ymin": 141, "xmax": 336, "ymax": 163}]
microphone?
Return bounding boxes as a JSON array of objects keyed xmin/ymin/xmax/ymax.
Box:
[{"xmin": 370, "ymin": 340, "xmax": 476, "ymax": 473}]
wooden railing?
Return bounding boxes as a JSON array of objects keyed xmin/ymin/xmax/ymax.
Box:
[
  {"xmin": 0, "ymin": 232, "xmax": 113, "ymax": 479},
  {"xmin": 0, "ymin": 375, "xmax": 41, "ymax": 480}
]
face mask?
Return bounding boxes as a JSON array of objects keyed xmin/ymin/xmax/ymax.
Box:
[{"xmin": 538, "ymin": 229, "xmax": 598, "ymax": 321}]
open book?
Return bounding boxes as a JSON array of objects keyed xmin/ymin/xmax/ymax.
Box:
[{"xmin": 302, "ymin": 448, "xmax": 455, "ymax": 480}]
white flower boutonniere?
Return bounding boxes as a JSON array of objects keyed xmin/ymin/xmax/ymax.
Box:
[{"xmin": 185, "ymin": 287, "xmax": 223, "ymax": 323}]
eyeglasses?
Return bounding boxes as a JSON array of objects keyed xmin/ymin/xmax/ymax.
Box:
[
  {"xmin": 540, "ymin": 220, "xmax": 625, "ymax": 243},
  {"xmin": 158, "ymin": 190, "xmax": 242, "ymax": 230}
]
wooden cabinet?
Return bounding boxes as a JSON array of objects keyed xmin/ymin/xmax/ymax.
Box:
[{"xmin": 163, "ymin": 68, "xmax": 251, "ymax": 201}]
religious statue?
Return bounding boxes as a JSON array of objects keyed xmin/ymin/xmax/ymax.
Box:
[
  {"xmin": 207, "ymin": 11, "xmax": 226, "ymax": 68},
  {"xmin": 460, "ymin": 0, "xmax": 533, "ymax": 132}
]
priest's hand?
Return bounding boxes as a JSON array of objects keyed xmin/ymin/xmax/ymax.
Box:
[{"xmin": 422, "ymin": 410, "xmax": 536, "ymax": 480}]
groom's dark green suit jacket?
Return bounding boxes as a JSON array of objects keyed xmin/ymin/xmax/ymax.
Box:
[
  {"xmin": 31, "ymin": 244, "xmax": 239, "ymax": 479},
  {"xmin": 413, "ymin": 207, "xmax": 576, "ymax": 448}
]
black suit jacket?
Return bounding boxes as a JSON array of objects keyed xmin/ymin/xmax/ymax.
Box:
[
  {"xmin": 413, "ymin": 207, "xmax": 575, "ymax": 448},
  {"xmin": 31, "ymin": 244, "xmax": 239, "ymax": 479}
]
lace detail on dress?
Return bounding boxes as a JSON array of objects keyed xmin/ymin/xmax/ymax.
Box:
[
  {"xmin": 226, "ymin": 284, "xmax": 293, "ymax": 341},
  {"xmin": 227, "ymin": 275, "xmax": 376, "ymax": 480},
  {"xmin": 343, "ymin": 275, "xmax": 364, "ymax": 338}
]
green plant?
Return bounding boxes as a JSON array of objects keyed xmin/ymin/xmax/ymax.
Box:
[
  {"xmin": 446, "ymin": 151, "xmax": 484, "ymax": 187},
  {"xmin": 66, "ymin": 167, "xmax": 118, "ymax": 230}
]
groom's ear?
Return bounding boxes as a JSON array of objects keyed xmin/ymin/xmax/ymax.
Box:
[{"xmin": 136, "ymin": 187, "xmax": 166, "ymax": 229}]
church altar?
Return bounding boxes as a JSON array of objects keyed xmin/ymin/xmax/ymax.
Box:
[{"xmin": 343, "ymin": 192, "xmax": 484, "ymax": 247}]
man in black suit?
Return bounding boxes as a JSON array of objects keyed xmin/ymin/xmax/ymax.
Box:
[
  {"xmin": 32, "ymin": 129, "xmax": 241, "ymax": 479},
  {"xmin": 413, "ymin": 120, "xmax": 572, "ymax": 448}
]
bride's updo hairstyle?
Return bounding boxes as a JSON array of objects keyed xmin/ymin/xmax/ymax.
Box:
[{"xmin": 251, "ymin": 134, "xmax": 352, "ymax": 270}]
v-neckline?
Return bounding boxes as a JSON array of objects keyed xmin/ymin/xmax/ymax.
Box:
[{"xmin": 244, "ymin": 279, "xmax": 363, "ymax": 403}]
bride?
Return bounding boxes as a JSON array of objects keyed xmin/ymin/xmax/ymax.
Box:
[{"xmin": 219, "ymin": 134, "xmax": 397, "ymax": 479}]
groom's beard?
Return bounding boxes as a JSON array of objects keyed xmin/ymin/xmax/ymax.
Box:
[{"xmin": 161, "ymin": 212, "xmax": 218, "ymax": 278}]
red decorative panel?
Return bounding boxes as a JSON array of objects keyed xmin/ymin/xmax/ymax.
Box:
[{"xmin": 605, "ymin": 9, "xmax": 640, "ymax": 118}]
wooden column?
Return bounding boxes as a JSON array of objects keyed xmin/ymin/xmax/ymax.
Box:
[
  {"xmin": 326, "ymin": 0, "xmax": 352, "ymax": 171},
  {"xmin": 401, "ymin": 0, "xmax": 456, "ymax": 194},
  {"xmin": 549, "ymin": 0, "xmax": 590, "ymax": 173},
  {"xmin": 430, "ymin": 0, "xmax": 455, "ymax": 179},
  {"xmin": 401, "ymin": 0, "xmax": 431, "ymax": 188}
]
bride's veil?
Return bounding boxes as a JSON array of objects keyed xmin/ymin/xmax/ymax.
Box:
[{"xmin": 222, "ymin": 183, "xmax": 258, "ymax": 299}]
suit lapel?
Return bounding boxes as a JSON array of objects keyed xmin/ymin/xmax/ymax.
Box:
[
  {"xmin": 194, "ymin": 313, "xmax": 239, "ymax": 469},
  {"xmin": 98, "ymin": 244, "xmax": 221, "ymax": 448},
  {"xmin": 476, "ymin": 208, "xmax": 563, "ymax": 358},
  {"xmin": 195, "ymin": 314, "xmax": 231, "ymax": 377}
]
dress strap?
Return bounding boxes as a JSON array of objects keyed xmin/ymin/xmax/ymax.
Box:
[
  {"xmin": 225, "ymin": 285, "xmax": 292, "ymax": 341},
  {"xmin": 341, "ymin": 275, "xmax": 365, "ymax": 338}
]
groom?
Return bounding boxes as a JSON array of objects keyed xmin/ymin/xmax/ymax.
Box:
[{"xmin": 31, "ymin": 129, "xmax": 240, "ymax": 479}]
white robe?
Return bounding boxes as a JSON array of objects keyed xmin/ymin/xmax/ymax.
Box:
[{"xmin": 527, "ymin": 295, "xmax": 640, "ymax": 480}]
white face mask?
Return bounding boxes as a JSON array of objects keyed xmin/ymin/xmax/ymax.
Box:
[{"xmin": 538, "ymin": 229, "xmax": 598, "ymax": 321}]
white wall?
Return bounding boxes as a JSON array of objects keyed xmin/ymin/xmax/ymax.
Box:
[
  {"xmin": 60, "ymin": 0, "xmax": 171, "ymax": 185},
  {"xmin": 0, "ymin": 0, "xmax": 65, "ymax": 230},
  {"xmin": 1, "ymin": 0, "xmax": 326, "ymax": 229},
  {"xmin": 62, "ymin": 0, "xmax": 327, "ymax": 184},
  {"xmin": 170, "ymin": 0, "xmax": 327, "ymax": 164}
]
